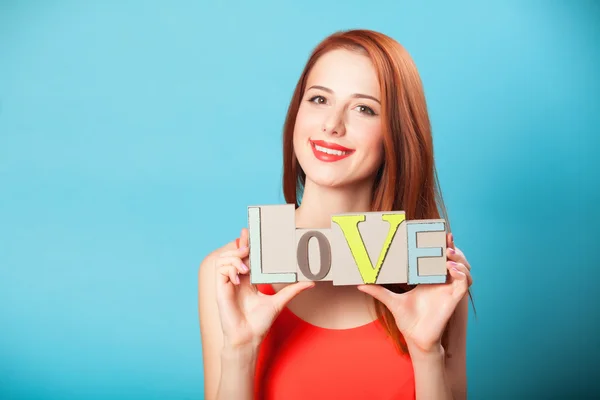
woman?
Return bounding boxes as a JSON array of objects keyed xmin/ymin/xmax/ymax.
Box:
[{"xmin": 198, "ymin": 29, "xmax": 473, "ymax": 400}]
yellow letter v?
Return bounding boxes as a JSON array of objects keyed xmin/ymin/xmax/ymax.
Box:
[{"xmin": 331, "ymin": 214, "xmax": 406, "ymax": 284}]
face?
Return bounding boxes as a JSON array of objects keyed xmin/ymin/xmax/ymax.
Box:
[{"xmin": 293, "ymin": 48, "xmax": 384, "ymax": 189}]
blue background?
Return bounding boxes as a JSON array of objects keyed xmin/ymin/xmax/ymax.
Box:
[{"xmin": 1, "ymin": 1, "xmax": 598, "ymax": 398}]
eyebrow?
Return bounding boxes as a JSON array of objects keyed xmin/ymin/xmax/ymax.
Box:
[{"xmin": 307, "ymin": 85, "xmax": 381, "ymax": 104}]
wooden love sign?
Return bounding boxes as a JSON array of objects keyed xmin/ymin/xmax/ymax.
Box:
[{"xmin": 247, "ymin": 204, "xmax": 449, "ymax": 286}]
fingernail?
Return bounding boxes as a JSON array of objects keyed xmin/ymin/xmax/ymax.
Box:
[
  {"xmin": 239, "ymin": 246, "xmax": 248, "ymax": 251},
  {"xmin": 241, "ymin": 262, "xmax": 248, "ymax": 272},
  {"xmin": 234, "ymin": 274, "xmax": 240, "ymax": 284},
  {"xmin": 450, "ymin": 261, "xmax": 458, "ymax": 266},
  {"xmin": 448, "ymin": 248, "xmax": 455, "ymax": 255},
  {"xmin": 451, "ymin": 267, "xmax": 458, "ymax": 271}
]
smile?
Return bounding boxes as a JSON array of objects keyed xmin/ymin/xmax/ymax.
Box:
[
  {"xmin": 310, "ymin": 140, "xmax": 355, "ymax": 162},
  {"xmin": 314, "ymin": 144, "xmax": 350, "ymax": 156}
]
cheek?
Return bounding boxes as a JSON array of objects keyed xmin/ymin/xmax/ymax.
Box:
[
  {"xmin": 294, "ymin": 106, "xmax": 321, "ymax": 138},
  {"xmin": 353, "ymin": 122, "xmax": 384, "ymax": 154},
  {"xmin": 293, "ymin": 110, "xmax": 314, "ymax": 154}
]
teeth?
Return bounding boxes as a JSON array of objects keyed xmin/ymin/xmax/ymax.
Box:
[{"xmin": 314, "ymin": 144, "xmax": 350, "ymax": 156}]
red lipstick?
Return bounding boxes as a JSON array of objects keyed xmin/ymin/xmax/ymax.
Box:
[{"xmin": 310, "ymin": 140, "xmax": 355, "ymax": 163}]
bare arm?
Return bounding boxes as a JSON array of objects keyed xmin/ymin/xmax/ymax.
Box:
[
  {"xmin": 198, "ymin": 242, "xmax": 257, "ymax": 400},
  {"xmin": 444, "ymin": 294, "xmax": 469, "ymax": 399},
  {"xmin": 409, "ymin": 294, "xmax": 469, "ymax": 400},
  {"xmin": 198, "ymin": 231, "xmax": 315, "ymax": 400},
  {"xmin": 357, "ymin": 234, "xmax": 471, "ymax": 400}
]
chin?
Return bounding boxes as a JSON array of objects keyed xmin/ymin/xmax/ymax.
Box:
[
  {"xmin": 301, "ymin": 164, "xmax": 374, "ymax": 190},
  {"xmin": 305, "ymin": 173, "xmax": 348, "ymax": 189},
  {"xmin": 296, "ymin": 157, "xmax": 346, "ymax": 188}
]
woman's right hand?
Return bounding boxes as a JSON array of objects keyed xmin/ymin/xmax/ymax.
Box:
[{"xmin": 215, "ymin": 227, "xmax": 315, "ymax": 350}]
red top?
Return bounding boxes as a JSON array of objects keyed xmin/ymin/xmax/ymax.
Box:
[{"xmin": 253, "ymin": 284, "xmax": 416, "ymax": 399}]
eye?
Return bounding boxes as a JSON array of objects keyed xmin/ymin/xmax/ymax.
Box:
[
  {"xmin": 308, "ymin": 95, "xmax": 327, "ymax": 105},
  {"xmin": 356, "ymin": 105, "xmax": 376, "ymax": 116}
]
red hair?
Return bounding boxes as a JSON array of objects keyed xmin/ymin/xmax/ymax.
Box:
[{"xmin": 282, "ymin": 29, "xmax": 473, "ymax": 354}]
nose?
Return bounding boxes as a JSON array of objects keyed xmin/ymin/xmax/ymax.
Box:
[{"xmin": 322, "ymin": 108, "xmax": 346, "ymax": 137}]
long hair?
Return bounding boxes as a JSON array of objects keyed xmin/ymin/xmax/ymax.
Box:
[{"xmin": 282, "ymin": 29, "xmax": 473, "ymax": 354}]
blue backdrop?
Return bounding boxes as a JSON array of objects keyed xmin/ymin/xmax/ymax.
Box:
[{"xmin": 1, "ymin": 1, "xmax": 598, "ymax": 399}]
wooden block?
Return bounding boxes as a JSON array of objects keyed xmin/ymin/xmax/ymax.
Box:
[
  {"xmin": 331, "ymin": 211, "xmax": 407, "ymax": 286},
  {"xmin": 406, "ymin": 220, "xmax": 447, "ymax": 284},
  {"xmin": 247, "ymin": 205, "xmax": 297, "ymax": 284},
  {"xmin": 296, "ymin": 229, "xmax": 333, "ymax": 282}
]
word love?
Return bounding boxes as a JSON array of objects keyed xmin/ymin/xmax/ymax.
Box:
[{"xmin": 247, "ymin": 204, "xmax": 449, "ymax": 286}]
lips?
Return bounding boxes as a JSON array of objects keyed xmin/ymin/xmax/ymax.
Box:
[{"xmin": 310, "ymin": 139, "xmax": 355, "ymax": 163}]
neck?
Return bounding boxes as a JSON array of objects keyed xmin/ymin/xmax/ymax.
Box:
[{"xmin": 295, "ymin": 177, "xmax": 375, "ymax": 229}]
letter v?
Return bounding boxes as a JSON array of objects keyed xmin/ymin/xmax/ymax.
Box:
[{"xmin": 331, "ymin": 214, "xmax": 406, "ymax": 284}]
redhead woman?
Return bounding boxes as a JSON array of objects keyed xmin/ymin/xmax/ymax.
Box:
[{"xmin": 198, "ymin": 29, "xmax": 473, "ymax": 400}]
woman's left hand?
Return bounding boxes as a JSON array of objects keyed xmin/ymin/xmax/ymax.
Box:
[{"xmin": 357, "ymin": 233, "xmax": 472, "ymax": 356}]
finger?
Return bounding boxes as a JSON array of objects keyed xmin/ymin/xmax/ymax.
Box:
[
  {"xmin": 217, "ymin": 256, "xmax": 249, "ymax": 275},
  {"xmin": 219, "ymin": 246, "xmax": 250, "ymax": 260},
  {"xmin": 448, "ymin": 261, "xmax": 472, "ymax": 287},
  {"xmin": 446, "ymin": 247, "xmax": 463, "ymax": 263},
  {"xmin": 217, "ymin": 265, "xmax": 240, "ymax": 285},
  {"xmin": 447, "ymin": 247, "xmax": 471, "ymax": 271},
  {"xmin": 356, "ymin": 284, "xmax": 397, "ymax": 310},
  {"xmin": 447, "ymin": 232, "xmax": 454, "ymax": 250},
  {"xmin": 448, "ymin": 266, "xmax": 469, "ymax": 297},
  {"xmin": 239, "ymin": 227, "xmax": 249, "ymax": 249},
  {"xmin": 446, "ymin": 266, "xmax": 469, "ymax": 304},
  {"xmin": 271, "ymin": 282, "xmax": 315, "ymax": 312},
  {"xmin": 219, "ymin": 247, "xmax": 250, "ymax": 258},
  {"xmin": 238, "ymin": 228, "xmax": 251, "ymax": 267}
]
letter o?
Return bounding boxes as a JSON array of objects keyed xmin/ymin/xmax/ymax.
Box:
[{"xmin": 297, "ymin": 231, "xmax": 331, "ymax": 281}]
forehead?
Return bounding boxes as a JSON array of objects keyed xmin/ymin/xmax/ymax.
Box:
[{"xmin": 305, "ymin": 49, "xmax": 380, "ymax": 96}]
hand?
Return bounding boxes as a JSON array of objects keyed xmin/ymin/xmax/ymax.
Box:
[
  {"xmin": 215, "ymin": 228, "xmax": 315, "ymax": 350},
  {"xmin": 357, "ymin": 233, "xmax": 472, "ymax": 355}
]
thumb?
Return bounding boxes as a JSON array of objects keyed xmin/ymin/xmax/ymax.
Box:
[
  {"xmin": 271, "ymin": 281, "xmax": 315, "ymax": 312},
  {"xmin": 357, "ymin": 284, "xmax": 397, "ymax": 310}
]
